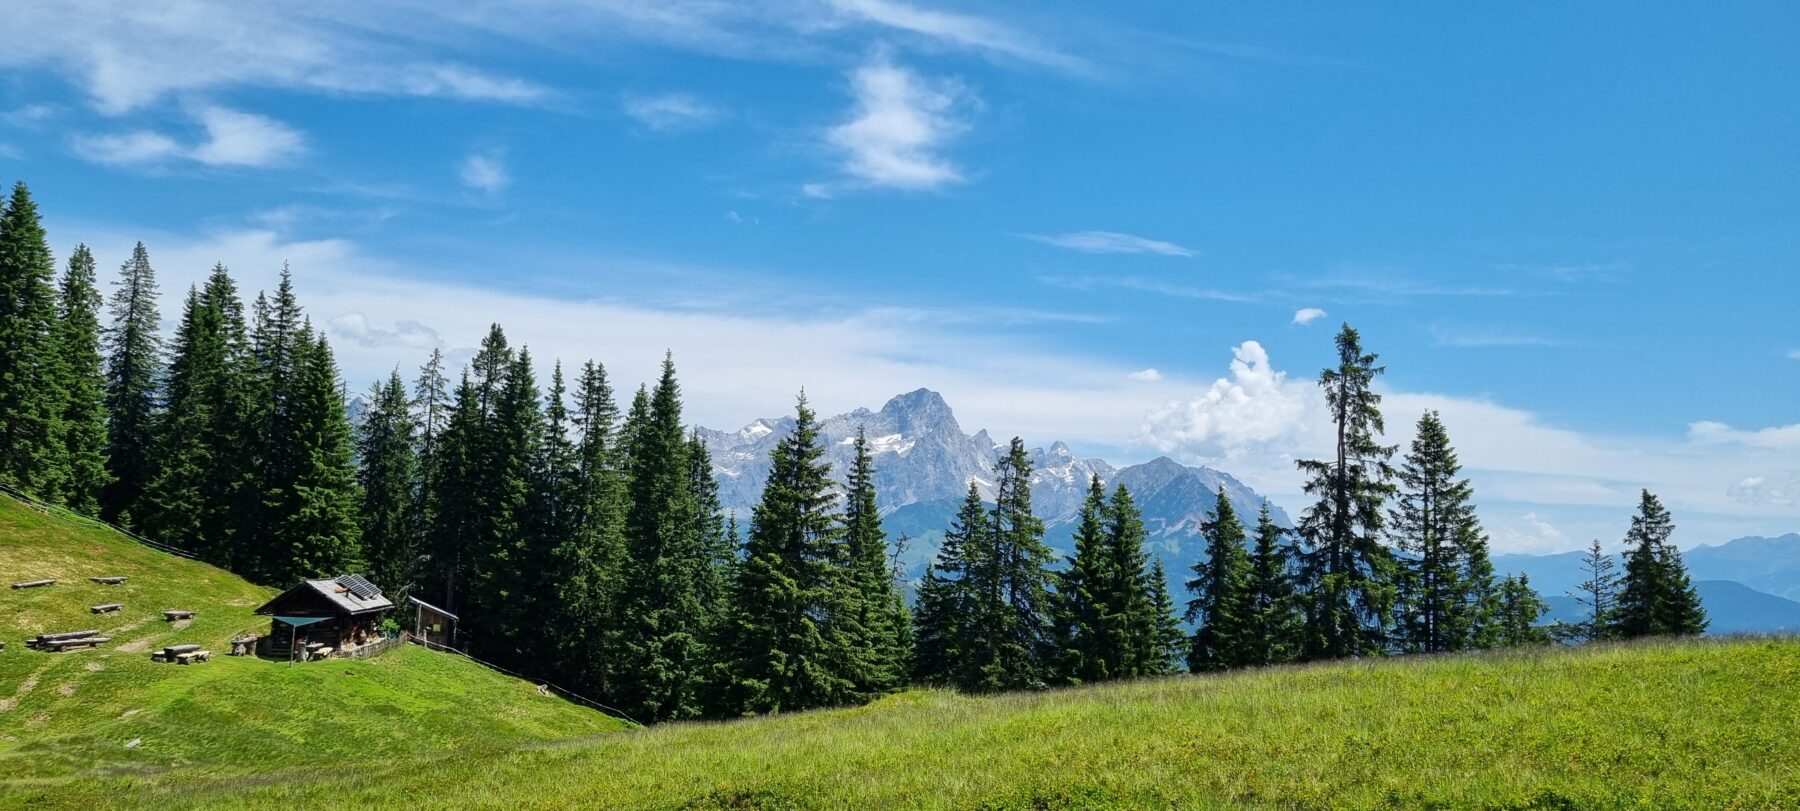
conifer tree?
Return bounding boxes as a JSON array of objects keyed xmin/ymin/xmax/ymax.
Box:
[
  {"xmin": 1188, "ymin": 489, "xmax": 1253, "ymax": 672},
  {"xmin": 357, "ymin": 370, "xmax": 421, "ymax": 597},
  {"xmin": 1103, "ymin": 485, "xmax": 1160, "ymax": 679},
  {"xmin": 1051, "ymin": 475, "xmax": 1114, "ymax": 684},
  {"xmin": 424, "ymin": 370, "xmax": 482, "ymax": 615},
  {"xmin": 411, "ymin": 347, "xmax": 450, "ymax": 553},
  {"xmin": 1565, "ymin": 539, "xmax": 1619, "ymax": 643},
  {"xmin": 1494, "ymin": 574, "xmax": 1551, "ymax": 647},
  {"xmin": 551, "ymin": 360, "xmax": 627, "ymax": 692},
  {"xmin": 1293, "ymin": 324, "xmax": 1399, "ymax": 660},
  {"xmin": 1143, "ymin": 557, "xmax": 1187, "ymax": 675},
  {"xmin": 1610, "ymin": 490, "xmax": 1707, "ymax": 638},
  {"xmin": 49, "ymin": 244, "xmax": 110, "ymax": 512},
  {"xmin": 1241, "ymin": 503, "xmax": 1300, "ymax": 667},
  {"xmin": 266, "ymin": 329, "xmax": 362, "ymax": 581},
  {"xmin": 101, "ymin": 242, "xmax": 161, "ymax": 526},
  {"xmin": 720, "ymin": 395, "xmax": 854, "ymax": 715},
  {"xmin": 141, "ymin": 266, "xmax": 252, "ymax": 566},
  {"xmin": 464, "ymin": 345, "xmax": 541, "ymax": 659},
  {"xmin": 0, "ymin": 182, "xmax": 64, "ymax": 495},
  {"xmin": 1390, "ymin": 411, "xmax": 1497, "ymax": 653},
  {"xmin": 687, "ymin": 432, "xmax": 734, "ymax": 632},
  {"xmin": 608, "ymin": 357, "xmax": 707, "ymax": 723},
  {"xmin": 840, "ymin": 427, "xmax": 908, "ymax": 696},
  {"xmin": 961, "ymin": 438, "xmax": 1057, "ymax": 692},
  {"xmin": 911, "ymin": 484, "xmax": 985, "ymax": 686}
]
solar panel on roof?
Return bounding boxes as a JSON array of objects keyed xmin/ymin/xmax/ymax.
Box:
[{"xmin": 335, "ymin": 573, "xmax": 383, "ymax": 601}]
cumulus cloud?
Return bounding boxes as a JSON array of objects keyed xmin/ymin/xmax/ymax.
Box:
[
  {"xmin": 459, "ymin": 150, "xmax": 509, "ymax": 193},
  {"xmin": 71, "ymin": 107, "xmax": 303, "ymax": 168},
  {"xmin": 1023, "ymin": 231, "xmax": 1194, "ymax": 257},
  {"xmin": 1489, "ymin": 512, "xmax": 1571, "ymax": 555},
  {"xmin": 1292, "ymin": 307, "xmax": 1327, "ymax": 326},
  {"xmin": 824, "ymin": 53, "xmax": 971, "ymax": 191},
  {"xmin": 1128, "ymin": 368, "xmax": 1163, "ymax": 382},
  {"xmin": 623, "ymin": 93, "xmax": 720, "ymax": 132},
  {"xmin": 1730, "ymin": 473, "xmax": 1800, "ymax": 507},
  {"xmin": 1137, "ymin": 341, "xmax": 1315, "ymax": 462},
  {"xmin": 326, "ymin": 313, "xmax": 443, "ymax": 350}
]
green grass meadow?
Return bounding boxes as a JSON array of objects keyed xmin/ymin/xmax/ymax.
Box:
[{"xmin": 5, "ymin": 493, "xmax": 1799, "ymax": 809}]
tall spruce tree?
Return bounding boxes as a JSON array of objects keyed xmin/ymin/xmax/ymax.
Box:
[
  {"xmin": 357, "ymin": 370, "xmax": 421, "ymax": 597},
  {"xmin": 1611, "ymin": 490, "xmax": 1707, "ymax": 638},
  {"xmin": 1052, "ymin": 475, "xmax": 1115, "ymax": 684},
  {"xmin": 411, "ymin": 347, "xmax": 450, "ymax": 558},
  {"xmin": 1103, "ymin": 485, "xmax": 1162, "ymax": 679},
  {"xmin": 266, "ymin": 329, "xmax": 363, "ymax": 582},
  {"xmin": 608, "ymin": 357, "xmax": 707, "ymax": 723},
  {"xmin": 50, "ymin": 244, "xmax": 109, "ymax": 512},
  {"xmin": 424, "ymin": 370, "xmax": 483, "ymax": 616},
  {"xmin": 687, "ymin": 432, "xmax": 734, "ymax": 635},
  {"xmin": 720, "ymin": 395, "xmax": 854, "ymax": 715},
  {"xmin": 911, "ymin": 484, "xmax": 985, "ymax": 686},
  {"xmin": 464, "ymin": 345, "xmax": 541, "ymax": 661},
  {"xmin": 841, "ymin": 427, "xmax": 908, "ymax": 695},
  {"xmin": 141, "ymin": 266, "xmax": 252, "ymax": 567},
  {"xmin": 101, "ymin": 242, "xmax": 161, "ymax": 525},
  {"xmin": 1494, "ymin": 574, "xmax": 1551, "ymax": 647},
  {"xmin": 1241, "ymin": 503, "xmax": 1300, "ymax": 667},
  {"xmin": 1187, "ymin": 489, "xmax": 1253, "ymax": 672},
  {"xmin": 1144, "ymin": 557, "xmax": 1187, "ymax": 674},
  {"xmin": 963, "ymin": 437, "xmax": 1057, "ymax": 692},
  {"xmin": 0, "ymin": 181, "xmax": 63, "ymax": 496},
  {"xmin": 1569, "ymin": 539, "xmax": 1619, "ymax": 642},
  {"xmin": 1293, "ymin": 324, "xmax": 1399, "ymax": 660},
  {"xmin": 1390, "ymin": 411, "xmax": 1497, "ymax": 654},
  {"xmin": 551, "ymin": 360, "xmax": 627, "ymax": 693}
]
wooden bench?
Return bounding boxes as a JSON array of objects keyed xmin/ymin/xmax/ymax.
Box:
[
  {"xmin": 162, "ymin": 610, "xmax": 196, "ymax": 621},
  {"xmin": 90, "ymin": 576, "xmax": 127, "ymax": 585},
  {"xmin": 174, "ymin": 650, "xmax": 211, "ymax": 664},
  {"xmin": 28, "ymin": 630, "xmax": 100, "ymax": 650},
  {"xmin": 44, "ymin": 637, "xmax": 109, "ymax": 651},
  {"xmin": 230, "ymin": 637, "xmax": 257, "ymax": 656},
  {"xmin": 91, "ymin": 603, "xmax": 123, "ymax": 614},
  {"xmin": 10, "ymin": 579, "xmax": 55, "ymax": 590}
]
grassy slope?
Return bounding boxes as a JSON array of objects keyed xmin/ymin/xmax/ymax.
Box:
[{"xmin": 0, "ymin": 494, "xmax": 627, "ymax": 795}]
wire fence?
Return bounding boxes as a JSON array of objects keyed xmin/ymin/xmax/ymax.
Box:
[
  {"xmin": 405, "ymin": 633, "xmax": 641, "ymax": 727},
  {"xmin": 0, "ymin": 480, "xmax": 202, "ymax": 561}
]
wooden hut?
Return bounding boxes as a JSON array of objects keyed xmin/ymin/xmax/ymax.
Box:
[
  {"xmin": 407, "ymin": 595, "xmax": 459, "ymax": 649},
  {"xmin": 254, "ymin": 574, "xmax": 395, "ymax": 661}
]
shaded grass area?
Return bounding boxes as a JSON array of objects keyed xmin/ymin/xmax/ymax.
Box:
[
  {"xmin": 24, "ymin": 637, "xmax": 1800, "ymax": 809},
  {"xmin": 0, "ymin": 495, "xmax": 628, "ymax": 796}
]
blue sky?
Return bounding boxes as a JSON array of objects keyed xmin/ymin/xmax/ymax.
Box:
[{"xmin": 2, "ymin": 2, "xmax": 1797, "ymax": 551}]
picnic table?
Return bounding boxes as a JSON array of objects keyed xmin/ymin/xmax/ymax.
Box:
[
  {"xmin": 162, "ymin": 610, "xmax": 196, "ymax": 621},
  {"xmin": 10, "ymin": 579, "xmax": 55, "ymax": 590},
  {"xmin": 90, "ymin": 576, "xmax": 127, "ymax": 585},
  {"xmin": 27, "ymin": 630, "xmax": 100, "ymax": 650},
  {"xmin": 175, "ymin": 650, "xmax": 211, "ymax": 665},
  {"xmin": 91, "ymin": 603, "xmax": 123, "ymax": 614},
  {"xmin": 302, "ymin": 642, "xmax": 334, "ymax": 662},
  {"xmin": 230, "ymin": 636, "xmax": 257, "ymax": 656},
  {"xmin": 43, "ymin": 636, "xmax": 109, "ymax": 651}
]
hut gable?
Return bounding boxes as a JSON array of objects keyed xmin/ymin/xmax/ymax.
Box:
[{"xmin": 256, "ymin": 574, "xmax": 395, "ymax": 618}]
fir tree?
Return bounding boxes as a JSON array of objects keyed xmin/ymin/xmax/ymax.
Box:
[
  {"xmin": 1104, "ymin": 484, "xmax": 1158, "ymax": 679},
  {"xmin": 1187, "ymin": 489, "xmax": 1253, "ymax": 672},
  {"xmin": 266, "ymin": 330, "xmax": 362, "ymax": 582},
  {"xmin": 911, "ymin": 484, "xmax": 985, "ymax": 686},
  {"xmin": 1390, "ymin": 411, "xmax": 1497, "ymax": 654},
  {"xmin": 1611, "ymin": 490, "xmax": 1708, "ymax": 638},
  {"xmin": 357, "ymin": 370, "xmax": 421, "ymax": 597},
  {"xmin": 101, "ymin": 242, "xmax": 161, "ymax": 526},
  {"xmin": 424, "ymin": 370, "xmax": 483, "ymax": 615},
  {"xmin": 551, "ymin": 360, "xmax": 627, "ymax": 693},
  {"xmin": 720, "ymin": 394, "xmax": 853, "ymax": 715},
  {"xmin": 1494, "ymin": 574, "xmax": 1551, "ymax": 647},
  {"xmin": 1052, "ymin": 475, "xmax": 1114, "ymax": 684},
  {"xmin": 1569, "ymin": 539, "xmax": 1618, "ymax": 643},
  {"xmin": 1241, "ymin": 503, "xmax": 1300, "ymax": 667},
  {"xmin": 962, "ymin": 438, "xmax": 1057, "ymax": 692},
  {"xmin": 687, "ymin": 432, "xmax": 734, "ymax": 633},
  {"xmin": 49, "ymin": 244, "xmax": 110, "ymax": 512},
  {"xmin": 0, "ymin": 182, "xmax": 64, "ymax": 495},
  {"xmin": 1143, "ymin": 557, "xmax": 1187, "ymax": 675},
  {"xmin": 465, "ymin": 345, "xmax": 541, "ymax": 660},
  {"xmin": 840, "ymin": 427, "xmax": 908, "ymax": 695},
  {"xmin": 1293, "ymin": 324, "xmax": 1399, "ymax": 660},
  {"xmin": 608, "ymin": 357, "xmax": 707, "ymax": 723},
  {"xmin": 411, "ymin": 347, "xmax": 450, "ymax": 558}
]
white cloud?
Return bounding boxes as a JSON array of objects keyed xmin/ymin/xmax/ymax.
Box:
[
  {"xmin": 1688, "ymin": 420, "xmax": 1800, "ymax": 451},
  {"xmin": 1429, "ymin": 323, "xmax": 1562, "ymax": 348},
  {"xmin": 1128, "ymin": 368, "xmax": 1163, "ymax": 382},
  {"xmin": 1137, "ymin": 341, "xmax": 1315, "ymax": 462},
  {"xmin": 1787, "ymin": 349, "xmax": 1800, "ymax": 361},
  {"xmin": 1489, "ymin": 512, "xmax": 1570, "ymax": 555},
  {"xmin": 459, "ymin": 150, "xmax": 510, "ymax": 193},
  {"xmin": 1023, "ymin": 231, "xmax": 1194, "ymax": 257},
  {"xmin": 71, "ymin": 107, "xmax": 302, "ymax": 168},
  {"xmin": 70, "ymin": 130, "xmax": 184, "ymax": 165},
  {"xmin": 1291, "ymin": 307, "xmax": 1327, "ymax": 326},
  {"xmin": 820, "ymin": 0, "xmax": 1082, "ymax": 71},
  {"xmin": 623, "ymin": 93, "xmax": 720, "ymax": 132},
  {"xmin": 1730, "ymin": 473, "xmax": 1800, "ymax": 507},
  {"xmin": 825, "ymin": 53, "xmax": 970, "ymax": 191},
  {"xmin": 326, "ymin": 313, "xmax": 443, "ymax": 350},
  {"xmin": 190, "ymin": 107, "xmax": 305, "ymax": 167}
]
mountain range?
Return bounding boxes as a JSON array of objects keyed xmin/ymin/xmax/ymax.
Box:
[{"xmin": 698, "ymin": 389, "xmax": 1800, "ymax": 635}]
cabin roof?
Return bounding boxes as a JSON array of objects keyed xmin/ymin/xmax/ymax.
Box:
[
  {"xmin": 255, "ymin": 575, "xmax": 395, "ymax": 616},
  {"xmin": 407, "ymin": 595, "xmax": 459, "ymax": 621}
]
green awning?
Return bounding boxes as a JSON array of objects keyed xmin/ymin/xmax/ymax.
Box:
[{"xmin": 273, "ymin": 615, "xmax": 333, "ymax": 627}]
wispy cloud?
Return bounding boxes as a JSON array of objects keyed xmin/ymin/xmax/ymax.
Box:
[
  {"xmin": 459, "ymin": 149, "xmax": 510, "ymax": 193},
  {"xmin": 1297, "ymin": 271, "xmax": 1521, "ymax": 300},
  {"xmin": 70, "ymin": 106, "xmax": 303, "ymax": 168},
  {"xmin": 623, "ymin": 93, "xmax": 721, "ymax": 132},
  {"xmin": 1786, "ymin": 349, "xmax": 1800, "ymax": 361},
  {"xmin": 821, "ymin": 52, "xmax": 972, "ymax": 193},
  {"xmin": 1428, "ymin": 323, "xmax": 1563, "ymax": 348},
  {"xmin": 1039, "ymin": 274, "xmax": 1259, "ymax": 304},
  {"xmin": 1023, "ymin": 230, "xmax": 1193, "ymax": 257},
  {"xmin": 1128, "ymin": 368, "xmax": 1163, "ymax": 382},
  {"xmin": 1291, "ymin": 307, "xmax": 1327, "ymax": 326},
  {"xmin": 820, "ymin": 0, "xmax": 1084, "ymax": 71}
]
